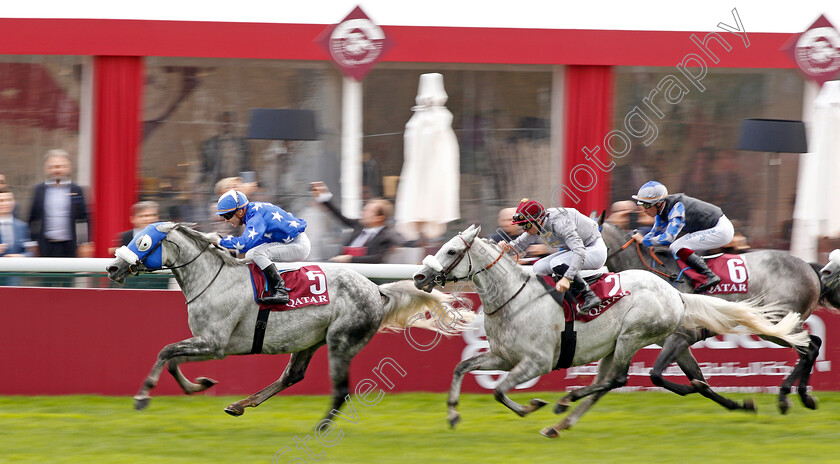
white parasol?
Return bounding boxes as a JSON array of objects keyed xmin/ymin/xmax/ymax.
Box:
[
  {"xmin": 791, "ymin": 80, "xmax": 840, "ymax": 261},
  {"xmin": 394, "ymin": 73, "xmax": 460, "ymax": 241}
]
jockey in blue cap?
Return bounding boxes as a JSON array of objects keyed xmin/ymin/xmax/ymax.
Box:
[
  {"xmin": 216, "ymin": 189, "xmax": 310, "ymax": 304},
  {"xmin": 631, "ymin": 180, "xmax": 735, "ymax": 292}
]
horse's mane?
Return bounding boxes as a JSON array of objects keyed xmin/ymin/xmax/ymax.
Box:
[{"xmin": 172, "ymin": 223, "xmax": 245, "ymax": 267}]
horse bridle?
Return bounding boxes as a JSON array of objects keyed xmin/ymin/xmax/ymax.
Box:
[
  {"xmin": 430, "ymin": 235, "xmax": 531, "ymax": 313},
  {"xmin": 129, "ymin": 232, "xmax": 226, "ymax": 305}
]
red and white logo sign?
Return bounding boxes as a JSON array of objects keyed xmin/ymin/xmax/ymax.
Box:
[
  {"xmin": 316, "ymin": 5, "xmax": 394, "ymax": 81},
  {"xmin": 782, "ymin": 14, "xmax": 840, "ymax": 86}
]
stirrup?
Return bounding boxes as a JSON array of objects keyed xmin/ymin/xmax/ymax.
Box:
[
  {"xmin": 259, "ymin": 288, "xmax": 290, "ymax": 305},
  {"xmin": 576, "ymin": 293, "xmax": 602, "ymax": 315},
  {"xmin": 695, "ymin": 275, "xmax": 721, "ymax": 293}
]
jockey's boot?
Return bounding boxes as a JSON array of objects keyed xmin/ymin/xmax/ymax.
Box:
[
  {"xmin": 572, "ymin": 275, "xmax": 602, "ymax": 316},
  {"xmin": 684, "ymin": 252, "xmax": 721, "ymax": 293},
  {"xmin": 259, "ymin": 263, "xmax": 290, "ymax": 305}
]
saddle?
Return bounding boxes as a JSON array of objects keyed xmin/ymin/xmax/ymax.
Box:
[
  {"xmin": 538, "ymin": 268, "xmax": 629, "ymax": 322},
  {"xmin": 675, "ymin": 253, "xmax": 750, "ymax": 295},
  {"xmin": 247, "ymin": 263, "xmax": 332, "ymax": 311}
]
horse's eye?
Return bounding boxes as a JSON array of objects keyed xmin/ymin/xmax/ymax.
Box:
[{"xmin": 447, "ymin": 249, "xmax": 456, "ymax": 255}]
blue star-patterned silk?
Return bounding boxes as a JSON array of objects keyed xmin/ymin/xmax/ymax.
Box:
[
  {"xmin": 218, "ymin": 202, "xmax": 306, "ymax": 253},
  {"xmin": 643, "ymin": 201, "xmax": 686, "ymax": 247},
  {"xmin": 125, "ymin": 222, "xmax": 167, "ymax": 269}
]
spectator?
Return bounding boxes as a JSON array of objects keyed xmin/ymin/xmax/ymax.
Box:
[
  {"xmin": 27, "ymin": 149, "xmax": 91, "ymax": 258},
  {"xmin": 198, "ymin": 111, "xmax": 252, "ymax": 199},
  {"xmin": 488, "ymin": 206, "xmax": 550, "ymax": 265},
  {"xmin": 606, "ymin": 200, "xmax": 637, "ymax": 231},
  {"xmin": 0, "ymin": 187, "xmax": 33, "ymax": 258},
  {"xmin": 310, "ymin": 181, "xmax": 403, "ymax": 264},
  {"xmin": 110, "ymin": 201, "xmax": 161, "ymax": 255}
]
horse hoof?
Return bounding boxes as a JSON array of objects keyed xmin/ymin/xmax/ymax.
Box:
[
  {"xmin": 742, "ymin": 398, "xmax": 757, "ymax": 413},
  {"xmin": 539, "ymin": 426, "xmax": 560, "ymax": 439},
  {"xmin": 197, "ymin": 377, "xmax": 218, "ymax": 390},
  {"xmin": 530, "ymin": 398, "xmax": 549, "ymax": 410},
  {"xmin": 448, "ymin": 413, "xmax": 461, "ymax": 429},
  {"xmin": 801, "ymin": 394, "xmax": 818, "ymax": 410},
  {"xmin": 134, "ymin": 395, "xmax": 151, "ymax": 411},
  {"xmin": 224, "ymin": 403, "xmax": 245, "ymax": 417},
  {"xmin": 554, "ymin": 401, "xmax": 569, "ymax": 415},
  {"xmin": 778, "ymin": 396, "xmax": 791, "ymax": 415}
]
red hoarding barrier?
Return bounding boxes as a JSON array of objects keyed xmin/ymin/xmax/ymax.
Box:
[{"xmin": 0, "ymin": 287, "xmax": 837, "ymax": 396}]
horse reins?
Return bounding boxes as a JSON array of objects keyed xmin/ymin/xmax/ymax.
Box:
[
  {"xmin": 608, "ymin": 237, "xmax": 676, "ymax": 279},
  {"xmin": 133, "ymin": 234, "xmax": 227, "ymax": 306}
]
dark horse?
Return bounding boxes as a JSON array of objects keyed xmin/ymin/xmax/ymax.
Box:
[{"xmin": 601, "ymin": 222, "xmax": 840, "ymax": 413}]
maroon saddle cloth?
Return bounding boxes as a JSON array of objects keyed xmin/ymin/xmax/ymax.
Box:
[
  {"xmin": 248, "ymin": 263, "xmax": 332, "ymax": 311},
  {"xmin": 539, "ymin": 273, "xmax": 631, "ymax": 321},
  {"xmin": 676, "ymin": 253, "xmax": 749, "ymax": 294}
]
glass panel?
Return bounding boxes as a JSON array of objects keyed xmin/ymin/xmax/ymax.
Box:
[
  {"xmin": 140, "ymin": 57, "xmax": 337, "ymax": 232},
  {"xmin": 362, "ymin": 66, "xmax": 553, "ymax": 240},
  {"xmin": 0, "ymin": 55, "xmax": 84, "ymax": 219},
  {"xmin": 611, "ymin": 67, "xmax": 804, "ymax": 250}
]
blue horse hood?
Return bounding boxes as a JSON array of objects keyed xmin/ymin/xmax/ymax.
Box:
[{"xmin": 116, "ymin": 222, "xmax": 167, "ymax": 269}]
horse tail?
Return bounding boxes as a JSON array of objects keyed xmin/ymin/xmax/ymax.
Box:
[
  {"xmin": 376, "ymin": 280, "xmax": 475, "ymax": 334},
  {"xmin": 679, "ymin": 293, "xmax": 810, "ymax": 348}
]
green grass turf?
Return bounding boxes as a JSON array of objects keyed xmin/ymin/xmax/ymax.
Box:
[{"xmin": 1, "ymin": 392, "xmax": 839, "ymax": 463}]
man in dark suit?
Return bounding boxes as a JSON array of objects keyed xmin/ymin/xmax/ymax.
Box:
[
  {"xmin": 198, "ymin": 112, "xmax": 251, "ymax": 198},
  {"xmin": 310, "ymin": 181, "xmax": 403, "ymax": 264},
  {"xmin": 27, "ymin": 149, "xmax": 91, "ymax": 257}
]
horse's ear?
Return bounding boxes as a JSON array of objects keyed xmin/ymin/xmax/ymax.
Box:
[
  {"xmin": 463, "ymin": 224, "xmax": 480, "ymax": 242},
  {"xmin": 597, "ymin": 210, "xmax": 606, "ymax": 227}
]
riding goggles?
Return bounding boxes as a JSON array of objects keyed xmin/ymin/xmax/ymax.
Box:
[
  {"xmin": 512, "ymin": 212, "xmax": 536, "ymax": 230},
  {"xmin": 221, "ymin": 210, "xmax": 236, "ymax": 220}
]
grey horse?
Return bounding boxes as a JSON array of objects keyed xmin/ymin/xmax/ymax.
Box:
[
  {"xmin": 106, "ymin": 222, "xmax": 472, "ymax": 420},
  {"xmin": 600, "ymin": 222, "xmax": 840, "ymax": 413},
  {"xmin": 412, "ymin": 225, "xmax": 808, "ymax": 438}
]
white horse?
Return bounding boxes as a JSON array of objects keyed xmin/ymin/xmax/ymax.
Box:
[
  {"xmin": 412, "ymin": 225, "xmax": 809, "ymax": 438},
  {"xmin": 106, "ymin": 222, "xmax": 473, "ymax": 421}
]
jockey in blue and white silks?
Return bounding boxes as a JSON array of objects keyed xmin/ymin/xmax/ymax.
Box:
[
  {"xmin": 216, "ymin": 189, "xmax": 310, "ymax": 304},
  {"xmin": 631, "ymin": 181, "xmax": 734, "ymax": 293}
]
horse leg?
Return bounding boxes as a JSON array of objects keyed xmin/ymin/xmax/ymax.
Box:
[
  {"xmin": 321, "ymin": 325, "xmax": 377, "ymax": 422},
  {"xmin": 543, "ymin": 355, "xmax": 613, "ymax": 438},
  {"xmin": 679, "ymin": 351, "xmax": 756, "ymax": 412},
  {"xmin": 135, "ymin": 337, "xmax": 223, "ymax": 410},
  {"xmin": 447, "ymin": 351, "xmax": 512, "ymax": 428},
  {"xmin": 795, "ymin": 335, "xmax": 822, "ymax": 410},
  {"xmin": 650, "ymin": 332, "xmax": 700, "ymax": 396},
  {"xmin": 224, "ymin": 343, "xmax": 324, "ymax": 417},
  {"xmin": 491, "ymin": 357, "xmax": 550, "ymax": 418},
  {"xmin": 778, "ymin": 334, "xmax": 822, "ymax": 413},
  {"xmin": 167, "ymin": 356, "xmax": 218, "ymax": 394}
]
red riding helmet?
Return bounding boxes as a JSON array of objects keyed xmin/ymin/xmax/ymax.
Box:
[{"xmin": 511, "ymin": 198, "xmax": 546, "ymax": 226}]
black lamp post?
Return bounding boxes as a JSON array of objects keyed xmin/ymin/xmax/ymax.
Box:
[{"xmin": 736, "ymin": 118, "xmax": 807, "ymax": 248}]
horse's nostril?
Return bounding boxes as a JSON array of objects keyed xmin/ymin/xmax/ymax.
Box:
[
  {"xmin": 414, "ymin": 274, "xmax": 426, "ymax": 281},
  {"xmin": 106, "ymin": 265, "xmax": 117, "ymax": 273}
]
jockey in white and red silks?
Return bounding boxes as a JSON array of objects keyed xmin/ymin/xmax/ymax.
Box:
[
  {"xmin": 504, "ymin": 198, "xmax": 608, "ymax": 315},
  {"xmin": 216, "ymin": 189, "xmax": 310, "ymax": 304},
  {"xmin": 632, "ymin": 181, "xmax": 735, "ymax": 293}
]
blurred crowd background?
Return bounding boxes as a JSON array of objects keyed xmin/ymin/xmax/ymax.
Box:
[{"xmin": 0, "ymin": 56, "xmax": 809, "ymax": 282}]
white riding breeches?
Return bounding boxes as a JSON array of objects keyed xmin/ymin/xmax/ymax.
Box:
[
  {"xmin": 532, "ymin": 237, "xmax": 608, "ymax": 277},
  {"xmin": 669, "ymin": 215, "xmax": 735, "ymax": 255},
  {"xmin": 247, "ymin": 232, "xmax": 311, "ymax": 269}
]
